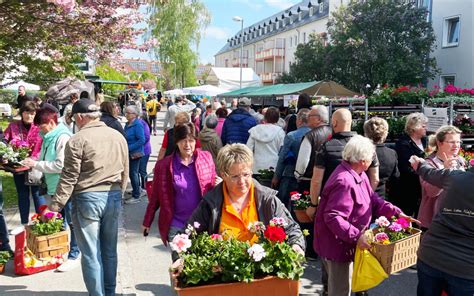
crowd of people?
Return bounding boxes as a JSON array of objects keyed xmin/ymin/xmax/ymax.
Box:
[{"xmin": 0, "ymin": 87, "xmax": 472, "ymax": 296}]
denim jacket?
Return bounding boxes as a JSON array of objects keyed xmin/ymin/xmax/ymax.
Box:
[{"xmin": 274, "ymin": 125, "xmax": 311, "ymax": 179}]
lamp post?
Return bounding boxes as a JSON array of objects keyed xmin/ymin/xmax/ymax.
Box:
[{"xmin": 232, "ymin": 16, "xmax": 244, "ymax": 89}]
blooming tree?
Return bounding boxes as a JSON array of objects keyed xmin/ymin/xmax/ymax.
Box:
[{"xmin": 0, "ymin": 0, "xmax": 146, "ymax": 86}]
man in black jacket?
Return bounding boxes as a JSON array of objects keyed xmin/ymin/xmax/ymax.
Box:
[{"xmin": 16, "ymin": 85, "xmax": 33, "ymax": 108}]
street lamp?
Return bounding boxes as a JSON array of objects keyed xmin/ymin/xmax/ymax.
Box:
[{"xmin": 232, "ymin": 16, "xmax": 244, "ymax": 89}]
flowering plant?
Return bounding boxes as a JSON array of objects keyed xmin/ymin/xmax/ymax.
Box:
[
  {"xmin": 372, "ymin": 216, "xmax": 413, "ymax": 244},
  {"xmin": 0, "ymin": 142, "xmax": 31, "ymax": 164},
  {"xmin": 171, "ymin": 218, "xmax": 305, "ymax": 288},
  {"xmin": 30, "ymin": 212, "xmax": 65, "ymax": 236},
  {"xmin": 290, "ymin": 191, "xmax": 311, "ymax": 210},
  {"xmin": 257, "ymin": 167, "xmax": 274, "ymax": 180},
  {"xmin": 459, "ymin": 148, "xmax": 474, "ymax": 168}
]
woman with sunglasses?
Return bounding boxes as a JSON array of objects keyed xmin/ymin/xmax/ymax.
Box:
[{"xmin": 142, "ymin": 122, "xmax": 216, "ymax": 260}]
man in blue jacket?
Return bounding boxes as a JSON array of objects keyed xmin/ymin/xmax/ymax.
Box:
[{"xmin": 221, "ymin": 97, "xmax": 257, "ymax": 145}]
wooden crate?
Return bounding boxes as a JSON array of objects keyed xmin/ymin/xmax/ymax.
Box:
[
  {"xmin": 370, "ymin": 228, "xmax": 421, "ymax": 274},
  {"xmin": 26, "ymin": 226, "xmax": 69, "ymax": 258}
]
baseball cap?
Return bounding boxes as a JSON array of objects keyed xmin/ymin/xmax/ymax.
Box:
[
  {"xmin": 71, "ymin": 99, "xmax": 99, "ymax": 115},
  {"xmin": 238, "ymin": 97, "xmax": 251, "ymax": 106}
]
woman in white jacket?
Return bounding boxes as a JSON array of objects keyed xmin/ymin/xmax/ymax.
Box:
[{"xmin": 247, "ymin": 107, "xmax": 285, "ymax": 174}]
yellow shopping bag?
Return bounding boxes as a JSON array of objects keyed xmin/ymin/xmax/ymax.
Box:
[{"xmin": 352, "ymin": 247, "xmax": 388, "ymax": 292}]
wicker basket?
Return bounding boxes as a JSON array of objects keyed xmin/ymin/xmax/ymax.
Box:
[
  {"xmin": 370, "ymin": 228, "xmax": 421, "ymax": 274},
  {"xmin": 26, "ymin": 226, "xmax": 69, "ymax": 259}
]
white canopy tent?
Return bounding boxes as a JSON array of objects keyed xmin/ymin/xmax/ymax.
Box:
[
  {"xmin": 206, "ymin": 67, "xmax": 262, "ymax": 91},
  {"xmin": 1, "ymin": 79, "xmax": 40, "ymax": 91},
  {"xmin": 163, "ymin": 88, "xmax": 185, "ymax": 97},
  {"xmin": 182, "ymin": 85, "xmax": 227, "ymax": 97}
]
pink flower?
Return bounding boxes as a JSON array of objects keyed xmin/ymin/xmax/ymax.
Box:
[
  {"xmin": 210, "ymin": 234, "xmax": 223, "ymax": 241},
  {"xmin": 375, "ymin": 216, "xmax": 390, "ymax": 227},
  {"xmin": 193, "ymin": 221, "xmax": 200, "ymax": 229},
  {"xmin": 56, "ymin": 213, "xmax": 62, "ymax": 219},
  {"xmin": 470, "ymin": 159, "xmax": 474, "ymax": 166},
  {"xmin": 396, "ymin": 217, "xmax": 410, "ymax": 229},
  {"xmin": 44, "ymin": 212, "xmax": 55, "ymax": 219},
  {"xmin": 374, "ymin": 232, "xmax": 389, "ymax": 242},
  {"xmin": 388, "ymin": 222, "xmax": 403, "ymax": 232},
  {"xmin": 290, "ymin": 193, "xmax": 301, "ymax": 201},
  {"xmin": 170, "ymin": 234, "xmax": 192, "ymax": 254},
  {"xmin": 270, "ymin": 217, "xmax": 287, "ymax": 227}
]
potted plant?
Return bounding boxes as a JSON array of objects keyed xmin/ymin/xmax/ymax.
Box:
[
  {"xmin": 0, "ymin": 141, "xmax": 31, "ymax": 172},
  {"xmin": 0, "ymin": 250, "xmax": 12, "ymax": 273},
  {"xmin": 26, "ymin": 212, "xmax": 69, "ymax": 258},
  {"xmin": 369, "ymin": 216, "xmax": 421, "ymax": 274},
  {"xmin": 256, "ymin": 167, "xmax": 274, "ymax": 188},
  {"xmin": 170, "ymin": 218, "xmax": 305, "ymax": 296},
  {"xmin": 290, "ymin": 191, "xmax": 312, "ymax": 223}
]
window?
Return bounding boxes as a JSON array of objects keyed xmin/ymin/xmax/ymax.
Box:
[
  {"xmin": 294, "ymin": 35, "xmax": 298, "ymax": 46},
  {"xmin": 440, "ymin": 75, "xmax": 456, "ymax": 89},
  {"xmin": 289, "ymin": 37, "xmax": 292, "ymax": 47},
  {"xmin": 303, "ymin": 32, "xmax": 306, "ymax": 43},
  {"xmin": 443, "ymin": 16, "xmax": 460, "ymax": 47}
]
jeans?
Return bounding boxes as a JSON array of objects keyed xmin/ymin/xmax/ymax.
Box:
[
  {"xmin": 277, "ymin": 176, "xmax": 299, "ymax": 209},
  {"xmin": 129, "ymin": 158, "xmax": 141, "ymax": 199},
  {"xmin": 139, "ymin": 154, "xmax": 150, "ymax": 189},
  {"xmin": 13, "ymin": 173, "xmax": 46, "ymax": 224},
  {"xmin": 72, "ymin": 190, "xmax": 121, "ymax": 296},
  {"xmin": 417, "ymin": 259, "xmax": 474, "ymax": 296},
  {"xmin": 61, "ymin": 200, "xmax": 80, "ymax": 259},
  {"xmin": 0, "ymin": 176, "xmax": 11, "ymax": 252},
  {"xmin": 149, "ymin": 115, "xmax": 157, "ymax": 133}
]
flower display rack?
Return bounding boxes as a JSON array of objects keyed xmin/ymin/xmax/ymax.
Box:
[
  {"xmin": 370, "ymin": 228, "xmax": 421, "ymax": 274},
  {"xmin": 26, "ymin": 226, "xmax": 69, "ymax": 258},
  {"xmin": 172, "ymin": 273, "xmax": 299, "ymax": 296}
]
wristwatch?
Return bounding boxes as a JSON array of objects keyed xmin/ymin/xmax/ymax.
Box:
[{"xmin": 309, "ymin": 203, "xmax": 318, "ymax": 207}]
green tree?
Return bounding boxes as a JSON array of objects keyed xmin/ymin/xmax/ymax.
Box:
[
  {"xmin": 95, "ymin": 64, "xmax": 129, "ymax": 94},
  {"xmin": 148, "ymin": 0, "xmax": 210, "ymax": 88},
  {"xmin": 282, "ymin": 0, "xmax": 438, "ymax": 92}
]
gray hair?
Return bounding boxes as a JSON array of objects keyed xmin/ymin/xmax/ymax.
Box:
[
  {"xmin": 405, "ymin": 112, "xmax": 428, "ymax": 135},
  {"xmin": 297, "ymin": 108, "xmax": 310, "ymax": 124},
  {"xmin": 311, "ymin": 105, "xmax": 329, "ymax": 123},
  {"xmin": 342, "ymin": 135, "xmax": 375, "ymax": 163},
  {"xmin": 77, "ymin": 111, "xmax": 102, "ymax": 120},
  {"xmin": 216, "ymin": 144, "xmax": 253, "ymax": 176},
  {"xmin": 125, "ymin": 105, "xmax": 139, "ymax": 115},
  {"xmin": 205, "ymin": 114, "xmax": 218, "ymax": 129}
]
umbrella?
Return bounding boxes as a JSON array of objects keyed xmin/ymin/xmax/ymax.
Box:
[
  {"xmin": 45, "ymin": 77, "xmax": 95, "ymax": 104},
  {"xmin": 119, "ymin": 88, "xmax": 145, "ymax": 95},
  {"xmin": 310, "ymin": 80, "xmax": 359, "ymax": 98}
]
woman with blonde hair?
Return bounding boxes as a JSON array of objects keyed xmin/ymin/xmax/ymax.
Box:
[
  {"xmin": 394, "ymin": 112, "xmax": 428, "ymax": 216},
  {"xmin": 418, "ymin": 125, "xmax": 465, "ymax": 229}
]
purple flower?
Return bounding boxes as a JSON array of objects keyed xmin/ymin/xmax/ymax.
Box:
[{"xmin": 388, "ymin": 222, "xmax": 403, "ymax": 232}]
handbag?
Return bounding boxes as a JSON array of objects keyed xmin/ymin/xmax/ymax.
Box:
[
  {"xmin": 24, "ymin": 168, "xmax": 43, "ymax": 186},
  {"xmin": 130, "ymin": 151, "xmax": 144, "ymax": 160}
]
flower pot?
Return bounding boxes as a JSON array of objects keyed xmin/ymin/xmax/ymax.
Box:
[
  {"xmin": 26, "ymin": 226, "xmax": 69, "ymax": 259},
  {"xmin": 370, "ymin": 228, "xmax": 421, "ymax": 274},
  {"xmin": 293, "ymin": 209, "xmax": 312, "ymax": 223},
  {"xmin": 172, "ymin": 273, "xmax": 299, "ymax": 296},
  {"xmin": 257, "ymin": 179, "xmax": 272, "ymax": 188},
  {"xmin": 0, "ymin": 263, "xmax": 5, "ymax": 274}
]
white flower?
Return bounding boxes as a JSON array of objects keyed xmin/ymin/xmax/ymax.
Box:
[
  {"xmin": 170, "ymin": 234, "xmax": 192, "ymax": 254},
  {"xmin": 375, "ymin": 216, "xmax": 390, "ymax": 227},
  {"xmin": 193, "ymin": 221, "xmax": 201, "ymax": 229},
  {"xmin": 247, "ymin": 244, "xmax": 266, "ymax": 262},
  {"xmin": 270, "ymin": 217, "xmax": 288, "ymax": 227}
]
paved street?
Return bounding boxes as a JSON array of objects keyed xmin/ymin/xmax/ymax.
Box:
[{"xmin": 0, "ymin": 108, "xmax": 418, "ymax": 295}]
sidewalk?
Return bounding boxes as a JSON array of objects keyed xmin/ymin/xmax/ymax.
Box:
[{"xmin": 0, "ymin": 108, "xmax": 417, "ymax": 295}]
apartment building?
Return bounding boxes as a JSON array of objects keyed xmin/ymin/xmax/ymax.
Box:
[
  {"xmin": 215, "ymin": 0, "xmax": 342, "ymax": 85},
  {"xmin": 427, "ymin": 0, "xmax": 473, "ymax": 89},
  {"xmin": 117, "ymin": 58, "xmax": 162, "ymax": 75},
  {"xmin": 215, "ymin": 0, "xmax": 473, "ymax": 89}
]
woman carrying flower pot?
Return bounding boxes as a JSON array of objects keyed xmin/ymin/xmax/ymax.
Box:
[
  {"xmin": 22, "ymin": 104, "xmax": 81, "ymax": 272},
  {"xmin": 418, "ymin": 125, "xmax": 465, "ymax": 230},
  {"xmin": 142, "ymin": 122, "xmax": 217, "ymax": 259},
  {"xmin": 188, "ymin": 143, "xmax": 305, "ymax": 254},
  {"xmin": 4, "ymin": 101, "xmax": 45, "ymax": 225},
  {"xmin": 314, "ymin": 135, "xmax": 418, "ymax": 296}
]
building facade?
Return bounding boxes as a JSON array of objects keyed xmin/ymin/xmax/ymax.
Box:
[
  {"xmin": 117, "ymin": 58, "xmax": 162, "ymax": 75},
  {"xmin": 215, "ymin": 0, "xmax": 473, "ymax": 89}
]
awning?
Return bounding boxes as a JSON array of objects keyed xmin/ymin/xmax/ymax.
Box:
[
  {"xmin": 217, "ymin": 86, "xmax": 262, "ymax": 97},
  {"xmin": 218, "ymin": 81, "xmax": 320, "ymax": 97},
  {"xmin": 89, "ymin": 79, "xmax": 139, "ymax": 86}
]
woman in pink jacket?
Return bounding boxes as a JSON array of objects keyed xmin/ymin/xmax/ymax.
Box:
[
  {"xmin": 418, "ymin": 125, "xmax": 465, "ymax": 230},
  {"xmin": 142, "ymin": 122, "xmax": 217, "ymax": 261},
  {"xmin": 4, "ymin": 101, "xmax": 45, "ymax": 224}
]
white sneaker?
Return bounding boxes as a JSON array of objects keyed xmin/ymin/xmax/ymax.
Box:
[
  {"xmin": 56, "ymin": 257, "xmax": 81, "ymax": 272},
  {"xmin": 140, "ymin": 189, "xmax": 148, "ymax": 198},
  {"xmin": 124, "ymin": 198, "xmax": 140, "ymax": 205}
]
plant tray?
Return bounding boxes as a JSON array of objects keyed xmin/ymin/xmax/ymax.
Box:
[
  {"xmin": 370, "ymin": 228, "xmax": 421, "ymax": 274},
  {"xmin": 293, "ymin": 209, "xmax": 312, "ymax": 223},
  {"xmin": 26, "ymin": 226, "xmax": 69, "ymax": 259},
  {"xmin": 172, "ymin": 274, "xmax": 299, "ymax": 296}
]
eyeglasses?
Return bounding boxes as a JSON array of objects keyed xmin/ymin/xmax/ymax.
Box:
[
  {"xmin": 444, "ymin": 140, "xmax": 462, "ymax": 145},
  {"xmin": 226, "ymin": 172, "xmax": 252, "ymax": 183},
  {"xmin": 308, "ymin": 114, "xmax": 320, "ymax": 118}
]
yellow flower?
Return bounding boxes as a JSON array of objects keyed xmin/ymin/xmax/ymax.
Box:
[{"xmin": 302, "ymin": 229, "xmax": 310, "ymax": 237}]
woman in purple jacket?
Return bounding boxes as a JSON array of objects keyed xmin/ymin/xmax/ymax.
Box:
[{"xmin": 314, "ymin": 135, "xmax": 418, "ymax": 296}]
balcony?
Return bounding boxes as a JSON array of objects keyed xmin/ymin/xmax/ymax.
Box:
[
  {"xmin": 259, "ymin": 72, "xmax": 282, "ymax": 84},
  {"xmin": 232, "ymin": 57, "xmax": 248, "ymax": 67},
  {"xmin": 255, "ymin": 48, "xmax": 285, "ymax": 61}
]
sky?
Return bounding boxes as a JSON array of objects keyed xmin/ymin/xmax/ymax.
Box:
[{"xmin": 122, "ymin": 0, "xmax": 300, "ymax": 65}]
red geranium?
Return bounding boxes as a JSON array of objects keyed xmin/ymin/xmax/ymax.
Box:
[{"xmin": 264, "ymin": 225, "xmax": 286, "ymax": 243}]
